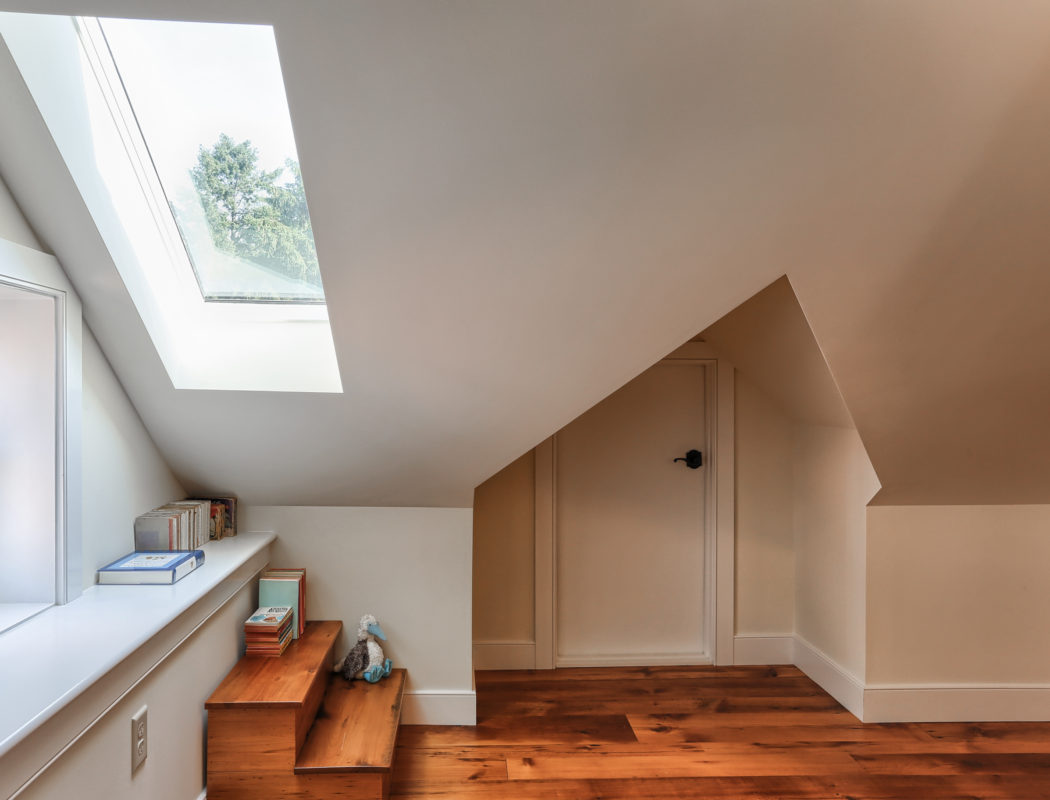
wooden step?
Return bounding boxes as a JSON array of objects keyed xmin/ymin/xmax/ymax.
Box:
[
  {"xmin": 207, "ymin": 620, "xmax": 341, "ymax": 709},
  {"xmin": 206, "ymin": 620, "xmax": 342, "ymax": 779},
  {"xmin": 296, "ymin": 668, "xmax": 407, "ymax": 775},
  {"xmin": 206, "ymin": 621, "xmax": 405, "ymax": 800}
]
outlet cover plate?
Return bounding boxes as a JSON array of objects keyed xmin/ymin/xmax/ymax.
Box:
[{"xmin": 131, "ymin": 705, "xmax": 148, "ymax": 772}]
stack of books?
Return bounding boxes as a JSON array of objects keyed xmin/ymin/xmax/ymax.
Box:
[
  {"xmin": 244, "ymin": 606, "xmax": 294, "ymax": 656},
  {"xmin": 134, "ymin": 497, "xmax": 238, "ymax": 551},
  {"xmin": 258, "ymin": 568, "xmax": 306, "ymax": 639}
]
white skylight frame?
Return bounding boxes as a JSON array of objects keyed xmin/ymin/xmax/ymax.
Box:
[{"xmin": 0, "ymin": 12, "xmax": 342, "ymax": 393}]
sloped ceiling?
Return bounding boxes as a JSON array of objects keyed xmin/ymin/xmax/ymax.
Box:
[{"xmin": 2, "ymin": 0, "xmax": 1050, "ymax": 506}]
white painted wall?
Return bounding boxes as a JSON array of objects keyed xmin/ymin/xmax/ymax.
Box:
[
  {"xmin": 80, "ymin": 325, "xmax": 184, "ymax": 588},
  {"xmin": 0, "ymin": 289, "xmax": 55, "ymax": 604},
  {"xmin": 733, "ymin": 374, "xmax": 794, "ymax": 636},
  {"xmin": 473, "ymin": 450, "xmax": 534, "ymax": 644},
  {"xmin": 867, "ymin": 504, "xmax": 1050, "ymax": 685},
  {"xmin": 793, "ymin": 424, "xmax": 880, "ymax": 682},
  {"xmin": 241, "ymin": 505, "xmax": 476, "ymax": 724},
  {"xmin": 12, "ymin": 579, "xmax": 256, "ymax": 800}
]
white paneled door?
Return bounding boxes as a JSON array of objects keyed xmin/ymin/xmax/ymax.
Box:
[{"xmin": 555, "ymin": 361, "xmax": 708, "ymax": 666}]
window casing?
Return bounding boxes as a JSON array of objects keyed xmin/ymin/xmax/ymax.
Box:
[{"xmin": 0, "ymin": 246, "xmax": 82, "ymax": 631}]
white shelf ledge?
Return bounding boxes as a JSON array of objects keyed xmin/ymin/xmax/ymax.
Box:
[{"xmin": 0, "ymin": 532, "xmax": 274, "ymax": 759}]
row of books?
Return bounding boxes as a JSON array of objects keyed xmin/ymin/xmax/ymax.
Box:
[
  {"xmin": 134, "ymin": 497, "xmax": 237, "ymax": 551},
  {"xmin": 244, "ymin": 569, "xmax": 306, "ymax": 656}
]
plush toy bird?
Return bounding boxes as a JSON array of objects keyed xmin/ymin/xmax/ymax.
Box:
[{"xmin": 340, "ymin": 614, "xmax": 393, "ymax": 683}]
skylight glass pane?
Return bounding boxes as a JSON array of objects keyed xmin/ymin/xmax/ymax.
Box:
[{"xmin": 99, "ymin": 18, "xmax": 323, "ymax": 304}]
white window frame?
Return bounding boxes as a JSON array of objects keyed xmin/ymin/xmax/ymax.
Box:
[{"xmin": 0, "ymin": 240, "xmax": 84, "ymax": 626}]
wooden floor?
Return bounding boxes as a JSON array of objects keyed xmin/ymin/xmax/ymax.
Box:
[{"xmin": 391, "ymin": 665, "xmax": 1050, "ymax": 799}]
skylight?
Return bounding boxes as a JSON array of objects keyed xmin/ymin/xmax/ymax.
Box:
[
  {"xmin": 0, "ymin": 12, "xmax": 342, "ymax": 391},
  {"xmin": 90, "ymin": 17, "xmax": 323, "ymax": 304}
]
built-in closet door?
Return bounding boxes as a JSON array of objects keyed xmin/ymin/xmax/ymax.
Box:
[{"xmin": 555, "ymin": 360, "xmax": 707, "ymax": 666}]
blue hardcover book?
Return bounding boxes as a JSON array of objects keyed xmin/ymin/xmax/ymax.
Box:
[{"xmin": 97, "ymin": 550, "xmax": 205, "ymax": 585}]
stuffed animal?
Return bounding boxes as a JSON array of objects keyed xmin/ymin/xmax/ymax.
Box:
[{"xmin": 340, "ymin": 614, "xmax": 393, "ymax": 683}]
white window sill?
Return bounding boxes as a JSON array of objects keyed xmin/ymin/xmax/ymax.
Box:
[
  {"xmin": 0, "ymin": 532, "xmax": 274, "ymax": 760},
  {"xmin": 0, "ymin": 602, "xmax": 52, "ymax": 635}
]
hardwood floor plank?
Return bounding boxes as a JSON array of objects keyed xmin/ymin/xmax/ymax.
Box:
[
  {"xmin": 629, "ymin": 715, "xmax": 936, "ymax": 744},
  {"xmin": 846, "ymin": 738, "xmax": 1050, "ymax": 755},
  {"xmin": 391, "ymin": 775, "xmax": 851, "ymax": 800},
  {"xmin": 505, "ymin": 750, "xmax": 862, "ymax": 779},
  {"xmin": 475, "ymin": 665, "xmax": 804, "ymax": 683},
  {"xmin": 397, "ymin": 713, "xmax": 637, "ymax": 747},
  {"xmin": 481, "ymin": 694, "xmax": 847, "ymax": 718},
  {"xmin": 852, "ymin": 752, "xmax": 1050, "ymax": 775},
  {"xmin": 390, "ymin": 754, "xmax": 508, "ymax": 787},
  {"xmin": 921, "ymin": 721, "xmax": 1050, "ymax": 743}
]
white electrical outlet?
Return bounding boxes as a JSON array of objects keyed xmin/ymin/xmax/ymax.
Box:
[{"xmin": 131, "ymin": 705, "xmax": 148, "ymax": 772}]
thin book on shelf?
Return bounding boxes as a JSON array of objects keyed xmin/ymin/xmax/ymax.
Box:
[
  {"xmin": 258, "ymin": 568, "xmax": 306, "ymax": 638},
  {"xmin": 97, "ymin": 550, "xmax": 205, "ymax": 585}
]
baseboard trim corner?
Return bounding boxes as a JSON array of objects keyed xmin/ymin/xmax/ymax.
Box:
[
  {"xmin": 401, "ymin": 690, "xmax": 477, "ymax": 726},
  {"xmin": 792, "ymin": 635, "xmax": 864, "ymax": 720}
]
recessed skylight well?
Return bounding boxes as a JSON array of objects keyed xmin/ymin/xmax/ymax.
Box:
[{"xmin": 0, "ymin": 12, "xmax": 342, "ymax": 392}]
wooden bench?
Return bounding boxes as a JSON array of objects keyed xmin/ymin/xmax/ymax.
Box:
[{"xmin": 206, "ymin": 620, "xmax": 406, "ymax": 800}]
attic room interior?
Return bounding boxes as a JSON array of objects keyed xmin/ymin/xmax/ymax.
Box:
[{"xmin": 3, "ymin": 1, "xmax": 1050, "ymax": 799}]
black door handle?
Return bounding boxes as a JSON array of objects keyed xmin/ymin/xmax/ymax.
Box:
[{"xmin": 673, "ymin": 449, "xmax": 703, "ymax": 469}]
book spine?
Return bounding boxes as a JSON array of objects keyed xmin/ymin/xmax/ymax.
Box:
[
  {"xmin": 134, "ymin": 514, "xmax": 177, "ymax": 552},
  {"xmin": 172, "ymin": 556, "xmax": 199, "ymax": 583}
]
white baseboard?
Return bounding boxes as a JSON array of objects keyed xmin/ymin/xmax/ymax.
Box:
[
  {"xmin": 401, "ymin": 690, "xmax": 476, "ymax": 725},
  {"xmin": 195, "ymin": 790, "xmax": 207, "ymax": 800},
  {"xmin": 733, "ymin": 635, "xmax": 794, "ymax": 665},
  {"xmin": 863, "ymin": 684, "xmax": 1050, "ymax": 723},
  {"xmin": 792, "ymin": 634, "xmax": 864, "ymax": 719},
  {"xmin": 556, "ymin": 652, "xmax": 712, "ymax": 668},
  {"xmin": 473, "ymin": 641, "xmax": 536, "ymax": 670}
]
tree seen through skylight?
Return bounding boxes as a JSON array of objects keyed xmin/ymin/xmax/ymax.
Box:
[{"xmin": 189, "ymin": 134, "xmax": 320, "ymax": 294}]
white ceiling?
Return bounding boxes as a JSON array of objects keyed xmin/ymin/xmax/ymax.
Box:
[{"xmin": 2, "ymin": 0, "xmax": 1050, "ymax": 506}]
